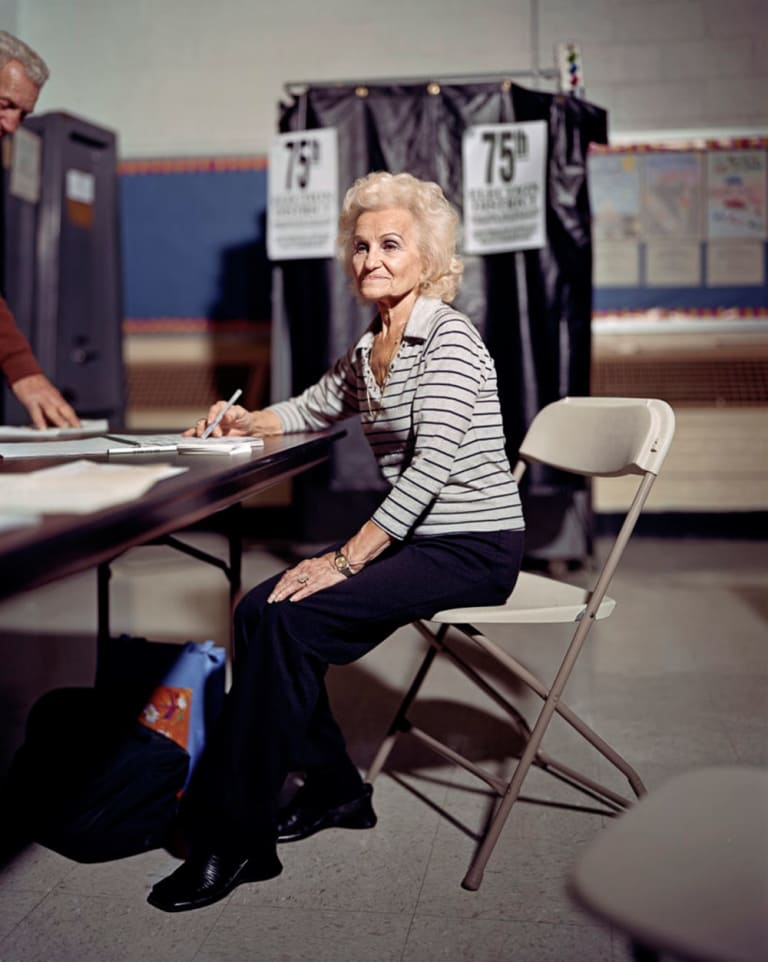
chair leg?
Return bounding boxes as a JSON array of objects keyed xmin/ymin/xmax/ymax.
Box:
[
  {"xmin": 463, "ymin": 629, "xmax": 590, "ymax": 890},
  {"xmin": 368, "ymin": 641, "xmax": 440, "ymax": 782},
  {"xmin": 462, "ymin": 733, "xmax": 539, "ymax": 890}
]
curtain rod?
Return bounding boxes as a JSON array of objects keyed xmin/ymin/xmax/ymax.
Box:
[{"xmin": 283, "ymin": 68, "xmax": 560, "ymax": 96}]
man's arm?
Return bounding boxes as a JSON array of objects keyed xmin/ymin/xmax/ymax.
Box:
[{"xmin": 0, "ymin": 294, "xmax": 80, "ymax": 427}]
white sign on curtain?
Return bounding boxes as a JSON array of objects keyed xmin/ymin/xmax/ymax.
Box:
[
  {"xmin": 267, "ymin": 128, "xmax": 339, "ymax": 260},
  {"xmin": 462, "ymin": 121, "xmax": 547, "ymax": 254}
]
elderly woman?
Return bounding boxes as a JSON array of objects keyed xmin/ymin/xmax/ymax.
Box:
[{"xmin": 149, "ymin": 171, "xmax": 525, "ymax": 912}]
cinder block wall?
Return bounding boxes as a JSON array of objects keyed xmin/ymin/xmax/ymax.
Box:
[{"xmin": 20, "ymin": 0, "xmax": 767, "ymax": 158}]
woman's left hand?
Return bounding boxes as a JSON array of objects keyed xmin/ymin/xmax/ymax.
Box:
[{"xmin": 267, "ymin": 552, "xmax": 346, "ymax": 604}]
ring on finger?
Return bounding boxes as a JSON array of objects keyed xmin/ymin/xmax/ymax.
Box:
[{"xmin": 297, "ymin": 574, "xmax": 309, "ymax": 584}]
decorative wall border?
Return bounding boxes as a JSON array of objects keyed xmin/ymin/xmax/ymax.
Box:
[
  {"xmin": 590, "ymin": 136, "xmax": 768, "ymax": 154},
  {"xmin": 119, "ymin": 155, "xmax": 268, "ymax": 175}
]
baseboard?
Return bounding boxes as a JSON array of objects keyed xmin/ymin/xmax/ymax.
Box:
[{"xmin": 595, "ymin": 511, "xmax": 768, "ymax": 539}]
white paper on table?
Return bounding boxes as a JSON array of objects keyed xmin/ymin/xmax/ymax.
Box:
[
  {"xmin": 0, "ymin": 432, "xmax": 188, "ymax": 459},
  {"xmin": 0, "ymin": 419, "xmax": 109, "ymax": 440},
  {"xmin": 0, "ymin": 511, "xmax": 40, "ymax": 532},
  {"xmin": 0, "ymin": 437, "xmax": 116, "ymax": 459},
  {"xmin": 0, "ymin": 460, "xmax": 187, "ymax": 514}
]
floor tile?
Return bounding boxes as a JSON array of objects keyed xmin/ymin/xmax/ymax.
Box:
[
  {"xmin": 0, "ymin": 889, "xmax": 46, "ymax": 942},
  {"xmin": 58, "ymin": 848, "xmax": 182, "ymax": 897},
  {"xmin": 414, "ymin": 835, "xmax": 602, "ymax": 926},
  {"xmin": 0, "ymin": 890, "xmax": 221, "ymax": 962},
  {"xmin": 0, "ymin": 844, "xmax": 76, "ymax": 894},
  {"xmin": 231, "ymin": 824, "xmax": 433, "ymax": 914},
  {"xmin": 197, "ymin": 905, "xmax": 410, "ymax": 962},
  {"xmin": 402, "ymin": 914, "xmax": 615, "ymax": 962}
]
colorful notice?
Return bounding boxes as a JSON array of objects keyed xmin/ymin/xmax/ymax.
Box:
[
  {"xmin": 642, "ymin": 152, "xmax": 703, "ymax": 239},
  {"xmin": 462, "ymin": 121, "xmax": 547, "ymax": 254},
  {"xmin": 588, "ymin": 153, "xmax": 641, "ymax": 241},
  {"xmin": 707, "ymin": 150, "xmax": 767, "ymax": 240},
  {"xmin": 267, "ymin": 128, "xmax": 339, "ymax": 260}
]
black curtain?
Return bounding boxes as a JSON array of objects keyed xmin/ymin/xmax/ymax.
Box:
[{"xmin": 274, "ymin": 81, "xmax": 607, "ymax": 560}]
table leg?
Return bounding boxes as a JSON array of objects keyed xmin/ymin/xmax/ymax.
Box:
[{"xmin": 96, "ymin": 562, "xmax": 112, "ymax": 684}]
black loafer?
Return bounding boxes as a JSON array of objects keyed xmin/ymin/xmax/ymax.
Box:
[
  {"xmin": 147, "ymin": 850, "xmax": 282, "ymax": 913},
  {"xmin": 276, "ymin": 783, "xmax": 377, "ymax": 843}
]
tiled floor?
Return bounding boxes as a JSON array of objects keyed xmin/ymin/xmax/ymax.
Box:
[{"xmin": 0, "ymin": 532, "xmax": 766, "ymax": 962}]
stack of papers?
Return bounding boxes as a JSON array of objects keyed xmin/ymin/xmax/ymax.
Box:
[
  {"xmin": 0, "ymin": 434, "xmax": 265, "ymax": 459},
  {"xmin": 0, "ymin": 437, "xmax": 115, "ymax": 459},
  {"xmin": 0, "ymin": 511, "xmax": 40, "ymax": 532},
  {"xmin": 0, "ymin": 419, "xmax": 109, "ymax": 440},
  {"xmin": 104, "ymin": 433, "xmax": 183, "ymax": 453},
  {"xmin": 0, "ymin": 460, "xmax": 187, "ymax": 514}
]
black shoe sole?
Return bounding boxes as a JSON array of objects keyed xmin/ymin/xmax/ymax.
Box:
[{"xmin": 147, "ymin": 856, "xmax": 282, "ymax": 913}]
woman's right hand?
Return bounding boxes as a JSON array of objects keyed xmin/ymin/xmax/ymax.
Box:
[{"xmin": 184, "ymin": 404, "xmax": 282, "ymax": 437}]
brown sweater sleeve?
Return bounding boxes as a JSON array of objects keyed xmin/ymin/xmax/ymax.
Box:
[{"xmin": 0, "ymin": 294, "xmax": 43, "ymax": 384}]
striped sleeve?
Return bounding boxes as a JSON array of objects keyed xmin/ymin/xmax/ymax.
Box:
[{"xmin": 268, "ymin": 349, "xmax": 359, "ymax": 432}]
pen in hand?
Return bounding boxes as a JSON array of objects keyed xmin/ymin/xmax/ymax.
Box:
[{"xmin": 201, "ymin": 388, "xmax": 243, "ymax": 439}]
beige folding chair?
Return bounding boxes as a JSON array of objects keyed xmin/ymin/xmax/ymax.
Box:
[
  {"xmin": 367, "ymin": 396, "xmax": 676, "ymax": 891},
  {"xmin": 570, "ymin": 766, "xmax": 768, "ymax": 962}
]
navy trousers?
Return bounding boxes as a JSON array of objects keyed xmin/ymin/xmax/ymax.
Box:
[{"xmin": 181, "ymin": 529, "xmax": 524, "ymax": 854}]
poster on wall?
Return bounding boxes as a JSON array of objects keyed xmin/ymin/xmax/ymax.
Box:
[
  {"xmin": 642, "ymin": 152, "xmax": 703, "ymax": 239},
  {"xmin": 462, "ymin": 120, "xmax": 547, "ymax": 255},
  {"xmin": 267, "ymin": 128, "xmax": 339, "ymax": 260},
  {"xmin": 589, "ymin": 152, "xmax": 641, "ymax": 286},
  {"xmin": 706, "ymin": 149, "xmax": 767, "ymax": 240},
  {"xmin": 589, "ymin": 139, "xmax": 767, "ymax": 317},
  {"xmin": 588, "ymin": 152, "xmax": 641, "ymax": 241}
]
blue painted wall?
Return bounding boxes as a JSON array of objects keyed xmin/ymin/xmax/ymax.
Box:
[{"xmin": 119, "ymin": 160, "xmax": 269, "ymax": 325}]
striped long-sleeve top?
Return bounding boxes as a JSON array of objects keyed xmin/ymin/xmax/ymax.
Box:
[{"xmin": 269, "ymin": 296, "xmax": 524, "ymax": 541}]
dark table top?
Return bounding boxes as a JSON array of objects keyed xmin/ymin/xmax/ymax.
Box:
[{"xmin": 0, "ymin": 429, "xmax": 344, "ymax": 602}]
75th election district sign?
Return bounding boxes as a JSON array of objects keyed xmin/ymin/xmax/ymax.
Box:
[
  {"xmin": 267, "ymin": 128, "xmax": 339, "ymax": 260},
  {"xmin": 462, "ymin": 121, "xmax": 547, "ymax": 255}
]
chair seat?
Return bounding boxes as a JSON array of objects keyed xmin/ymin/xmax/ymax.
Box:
[{"xmin": 430, "ymin": 570, "xmax": 617, "ymax": 624}]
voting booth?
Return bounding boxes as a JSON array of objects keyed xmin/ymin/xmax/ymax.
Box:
[
  {"xmin": 0, "ymin": 112, "xmax": 124, "ymax": 425},
  {"xmin": 270, "ymin": 81, "xmax": 607, "ymax": 562}
]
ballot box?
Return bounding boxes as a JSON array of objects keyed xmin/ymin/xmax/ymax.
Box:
[{"xmin": 0, "ymin": 112, "xmax": 124, "ymax": 425}]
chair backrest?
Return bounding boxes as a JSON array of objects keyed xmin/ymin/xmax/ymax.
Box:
[{"xmin": 516, "ymin": 397, "xmax": 675, "ymax": 479}]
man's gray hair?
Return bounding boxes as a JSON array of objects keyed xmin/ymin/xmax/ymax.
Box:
[{"xmin": 0, "ymin": 30, "xmax": 49, "ymax": 88}]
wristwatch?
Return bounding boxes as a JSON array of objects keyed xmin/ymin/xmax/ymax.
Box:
[{"xmin": 333, "ymin": 549, "xmax": 355, "ymax": 578}]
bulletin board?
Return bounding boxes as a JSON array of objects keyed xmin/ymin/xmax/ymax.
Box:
[{"xmin": 588, "ymin": 137, "xmax": 768, "ymax": 324}]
